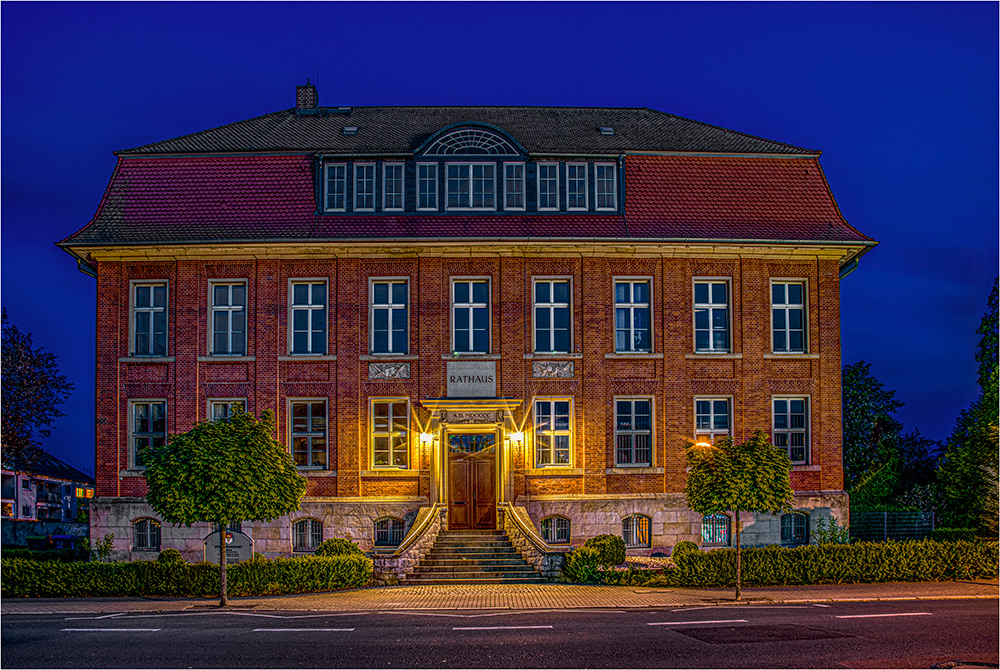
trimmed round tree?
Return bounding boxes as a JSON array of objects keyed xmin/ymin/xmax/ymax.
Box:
[
  {"xmin": 142, "ymin": 409, "xmax": 306, "ymax": 606},
  {"xmin": 684, "ymin": 430, "xmax": 793, "ymax": 600}
]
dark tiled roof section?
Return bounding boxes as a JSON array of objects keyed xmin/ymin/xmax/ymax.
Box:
[
  {"xmin": 625, "ymin": 155, "xmax": 872, "ymax": 243},
  {"xmin": 25, "ymin": 451, "xmax": 94, "ymax": 485},
  {"xmin": 119, "ymin": 107, "xmax": 817, "ymax": 156}
]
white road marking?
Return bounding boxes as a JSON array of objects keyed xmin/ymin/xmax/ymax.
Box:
[
  {"xmin": 453, "ymin": 625, "xmax": 554, "ymax": 630},
  {"xmin": 649, "ymin": 619, "xmax": 748, "ymax": 626},
  {"xmin": 385, "ymin": 610, "xmax": 623, "ymax": 619},
  {"xmin": 62, "ymin": 628, "xmax": 161, "ymax": 632},
  {"xmin": 812, "ymin": 604, "xmax": 832, "ymax": 608},
  {"xmin": 834, "ymin": 612, "xmax": 932, "ymax": 619},
  {"xmin": 253, "ymin": 628, "xmax": 354, "ymax": 632},
  {"xmin": 64, "ymin": 613, "xmax": 127, "ymax": 621}
]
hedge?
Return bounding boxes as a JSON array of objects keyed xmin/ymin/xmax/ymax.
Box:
[
  {"xmin": 1, "ymin": 548, "xmax": 87, "ymax": 563},
  {"xmin": 1, "ymin": 554, "xmax": 373, "ymax": 598}
]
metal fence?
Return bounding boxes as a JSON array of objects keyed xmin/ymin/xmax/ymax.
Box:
[{"xmin": 849, "ymin": 510, "xmax": 935, "ymax": 542}]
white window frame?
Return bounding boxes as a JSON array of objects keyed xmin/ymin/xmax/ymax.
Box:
[
  {"xmin": 772, "ymin": 395, "xmax": 810, "ymax": 465},
  {"xmin": 532, "ymin": 277, "xmax": 573, "ymax": 354},
  {"xmin": 594, "ymin": 162, "xmax": 617, "ymax": 211},
  {"xmin": 292, "ymin": 518, "xmax": 323, "ymax": 552},
  {"xmin": 566, "ymin": 162, "xmax": 588, "ymax": 211},
  {"xmin": 288, "ymin": 279, "xmax": 328, "ymax": 355},
  {"xmin": 613, "ymin": 277, "xmax": 653, "ymax": 353},
  {"xmin": 445, "ymin": 162, "xmax": 496, "ymax": 211},
  {"xmin": 369, "ymin": 278, "xmax": 409, "ymax": 355},
  {"xmin": 536, "ymin": 162, "xmax": 559, "ymax": 211},
  {"xmin": 370, "ymin": 398, "xmax": 410, "ymax": 469},
  {"xmin": 450, "ymin": 277, "xmax": 492, "ymax": 354},
  {"xmin": 128, "ymin": 399, "xmax": 166, "ymax": 470},
  {"xmin": 694, "ymin": 396, "xmax": 732, "ymax": 443},
  {"xmin": 354, "ymin": 162, "xmax": 376, "ymax": 212},
  {"xmin": 288, "ymin": 398, "xmax": 328, "ymax": 470},
  {"xmin": 503, "ymin": 162, "xmax": 526, "ymax": 211},
  {"xmin": 533, "ymin": 397, "xmax": 573, "ymax": 467},
  {"xmin": 770, "ymin": 278, "xmax": 808, "ymax": 354},
  {"xmin": 614, "ymin": 396, "xmax": 654, "ymax": 467},
  {"xmin": 324, "ymin": 163, "xmax": 347, "ymax": 212},
  {"xmin": 130, "ymin": 280, "xmax": 169, "ymax": 357},
  {"xmin": 692, "ymin": 278, "xmax": 731, "ymax": 354},
  {"xmin": 382, "ymin": 162, "xmax": 405, "ymax": 212},
  {"xmin": 207, "ymin": 398, "xmax": 245, "ymax": 423},
  {"xmin": 417, "ymin": 162, "xmax": 438, "ymax": 211},
  {"xmin": 208, "ymin": 279, "xmax": 248, "ymax": 356}
]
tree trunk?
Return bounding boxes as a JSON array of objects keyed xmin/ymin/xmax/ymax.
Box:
[
  {"xmin": 734, "ymin": 510, "xmax": 742, "ymax": 601},
  {"xmin": 219, "ymin": 526, "xmax": 228, "ymax": 607}
]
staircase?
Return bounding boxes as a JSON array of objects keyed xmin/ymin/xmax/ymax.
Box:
[{"xmin": 404, "ymin": 529, "xmax": 547, "ymax": 585}]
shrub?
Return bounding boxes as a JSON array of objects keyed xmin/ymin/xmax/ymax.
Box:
[
  {"xmin": 812, "ymin": 517, "xmax": 851, "ymax": 545},
  {"xmin": 931, "ymin": 528, "xmax": 978, "ymax": 542},
  {"xmin": 583, "ymin": 535, "xmax": 626, "ymax": 567},
  {"xmin": 0, "ymin": 548, "xmax": 86, "ymax": 563},
  {"xmin": 315, "ymin": 538, "xmax": 363, "ymax": 557},
  {"xmin": 156, "ymin": 548, "xmax": 185, "ymax": 564},
  {"xmin": 672, "ymin": 541, "xmax": 699, "ymax": 557},
  {"xmin": 562, "ymin": 546, "xmax": 602, "ymax": 583}
]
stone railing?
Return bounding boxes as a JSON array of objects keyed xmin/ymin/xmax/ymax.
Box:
[
  {"xmin": 370, "ymin": 504, "xmax": 446, "ymax": 583},
  {"xmin": 497, "ymin": 503, "xmax": 565, "ymax": 579}
]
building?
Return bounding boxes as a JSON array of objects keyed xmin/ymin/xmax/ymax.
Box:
[
  {"xmin": 2, "ymin": 451, "xmax": 95, "ymax": 546},
  {"xmin": 58, "ymin": 83, "xmax": 874, "ymax": 562}
]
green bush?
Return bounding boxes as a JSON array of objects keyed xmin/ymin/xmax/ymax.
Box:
[
  {"xmin": 315, "ymin": 538, "xmax": 363, "ymax": 557},
  {"xmin": 672, "ymin": 541, "xmax": 699, "ymax": 557},
  {"xmin": 0, "ymin": 548, "xmax": 86, "ymax": 563},
  {"xmin": 562, "ymin": 546, "xmax": 602, "ymax": 583},
  {"xmin": 583, "ymin": 535, "xmax": 626, "ymax": 567},
  {"xmin": 1, "ymin": 554, "xmax": 373, "ymax": 598},
  {"xmin": 156, "ymin": 549, "xmax": 185, "ymax": 564},
  {"xmin": 931, "ymin": 528, "xmax": 978, "ymax": 542}
]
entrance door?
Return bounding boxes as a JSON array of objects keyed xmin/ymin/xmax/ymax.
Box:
[{"xmin": 447, "ymin": 432, "xmax": 497, "ymax": 530}]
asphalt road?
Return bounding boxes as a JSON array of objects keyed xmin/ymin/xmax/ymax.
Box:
[{"xmin": 2, "ymin": 599, "xmax": 997, "ymax": 668}]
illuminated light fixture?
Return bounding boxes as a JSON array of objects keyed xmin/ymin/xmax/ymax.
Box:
[
  {"xmin": 509, "ymin": 431, "xmax": 525, "ymax": 446},
  {"xmin": 419, "ymin": 432, "xmax": 434, "ymax": 444}
]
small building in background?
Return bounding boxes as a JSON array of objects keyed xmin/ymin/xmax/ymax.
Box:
[{"xmin": 1, "ymin": 451, "xmax": 95, "ymax": 547}]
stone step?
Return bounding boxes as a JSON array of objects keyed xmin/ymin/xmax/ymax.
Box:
[
  {"xmin": 432, "ymin": 540, "xmax": 515, "ymax": 548},
  {"xmin": 411, "ymin": 564, "xmax": 537, "ymax": 574},
  {"xmin": 404, "ymin": 576, "xmax": 548, "ymax": 585},
  {"xmin": 420, "ymin": 557, "xmax": 531, "ymax": 567}
]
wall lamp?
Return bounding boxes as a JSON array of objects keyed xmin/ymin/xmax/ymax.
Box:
[
  {"xmin": 419, "ymin": 432, "xmax": 434, "ymax": 445},
  {"xmin": 509, "ymin": 431, "xmax": 525, "ymax": 446}
]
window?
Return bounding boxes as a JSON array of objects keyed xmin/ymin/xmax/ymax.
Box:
[
  {"xmin": 374, "ymin": 517, "xmax": 405, "ymax": 546},
  {"xmin": 209, "ymin": 281, "xmax": 246, "ymax": 356},
  {"xmin": 354, "ymin": 163, "xmax": 376, "ymax": 211},
  {"xmin": 132, "ymin": 281, "xmax": 167, "ymax": 356},
  {"xmin": 615, "ymin": 398, "xmax": 652, "ymax": 467},
  {"xmin": 693, "ymin": 280, "xmax": 729, "ymax": 353},
  {"xmin": 781, "ymin": 512, "xmax": 809, "ymax": 546},
  {"xmin": 622, "ymin": 514, "xmax": 651, "ymax": 548},
  {"xmin": 614, "ymin": 280, "xmax": 651, "ymax": 353},
  {"xmin": 383, "ymin": 163, "xmax": 404, "ymax": 211},
  {"xmin": 702, "ymin": 513, "xmax": 731, "ymax": 546},
  {"xmin": 772, "ymin": 281, "xmax": 806, "ymax": 353},
  {"xmin": 540, "ymin": 516, "xmax": 570, "ymax": 544},
  {"xmin": 22, "ymin": 506, "xmax": 31, "ymax": 517},
  {"xmin": 773, "ymin": 397, "xmax": 809, "ymax": 464},
  {"xmin": 372, "ymin": 400, "xmax": 409, "ymax": 468},
  {"xmin": 131, "ymin": 400, "xmax": 166, "ymax": 469},
  {"xmin": 290, "ymin": 400, "xmax": 326, "ymax": 468},
  {"xmin": 446, "ymin": 163, "xmax": 495, "ymax": 210},
  {"xmin": 595, "ymin": 163, "xmax": 617, "ymax": 210},
  {"xmin": 566, "ymin": 163, "xmax": 588, "ymax": 210},
  {"xmin": 451, "ymin": 279, "xmax": 490, "ymax": 353},
  {"xmin": 537, "ymin": 162, "xmax": 559, "ymax": 210},
  {"xmin": 209, "ymin": 399, "xmax": 244, "ymax": 423},
  {"xmin": 293, "ymin": 518, "xmax": 323, "ymax": 552},
  {"xmin": 534, "ymin": 399, "xmax": 571, "ymax": 466},
  {"xmin": 324, "ymin": 163, "xmax": 347, "ymax": 212},
  {"xmin": 133, "ymin": 518, "xmax": 161, "ymax": 551},
  {"xmin": 370, "ymin": 280, "xmax": 408, "ymax": 354},
  {"xmin": 695, "ymin": 397, "xmax": 730, "ymax": 443},
  {"xmin": 289, "ymin": 281, "xmax": 327, "ymax": 354},
  {"xmin": 417, "ymin": 163, "xmax": 438, "ymax": 210},
  {"xmin": 533, "ymin": 279, "xmax": 571, "ymax": 353},
  {"xmin": 503, "ymin": 162, "xmax": 525, "ymax": 210},
  {"xmin": 22, "ymin": 479, "xmax": 30, "ymax": 489}
]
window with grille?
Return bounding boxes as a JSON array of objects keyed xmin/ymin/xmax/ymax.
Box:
[
  {"xmin": 781, "ymin": 513, "xmax": 809, "ymax": 546},
  {"xmin": 772, "ymin": 281, "xmax": 806, "ymax": 353},
  {"xmin": 694, "ymin": 280, "xmax": 729, "ymax": 353},
  {"xmin": 701, "ymin": 513, "xmax": 731, "ymax": 546},
  {"xmin": 290, "ymin": 400, "xmax": 326, "ymax": 468},
  {"xmin": 695, "ymin": 398, "xmax": 730, "ymax": 443},
  {"xmin": 615, "ymin": 280, "xmax": 651, "ymax": 353},
  {"xmin": 372, "ymin": 400, "xmax": 409, "ymax": 468},
  {"xmin": 773, "ymin": 397, "xmax": 809, "ymax": 464},
  {"xmin": 383, "ymin": 163, "xmax": 404, "ymax": 211},
  {"xmin": 541, "ymin": 516, "xmax": 571, "ymax": 544},
  {"xmin": 293, "ymin": 518, "xmax": 323, "ymax": 551},
  {"xmin": 452, "ymin": 279, "xmax": 490, "ymax": 353},
  {"xmin": 537, "ymin": 162, "xmax": 559, "ymax": 210},
  {"xmin": 131, "ymin": 401, "xmax": 166, "ymax": 469},
  {"xmin": 615, "ymin": 398, "xmax": 652, "ymax": 466},
  {"xmin": 503, "ymin": 162, "xmax": 525, "ymax": 210},
  {"xmin": 533, "ymin": 279, "xmax": 571, "ymax": 353},
  {"xmin": 210, "ymin": 282, "xmax": 246, "ymax": 356},
  {"xmin": 374, "ymin": 517, "xmax": 405, "ymax": 546},
  {"xmin": 289, "ymin": 281, "xmax": 327, "ymax": 354},
  {"xmin": 446, "ymin": 163, "xmax": 495, "ymax": 210},
  {"xmin": 595, "ymin": 163, "xmax": 617, "ymax": 210},
  {"xmin": 132, "ymin": 282, "xmax": 167, "ymax": 356},
  {"xmin": 535, "ymin": 399, "xmax": 571, "ymax": 466},
  {"xmin": 622, "ymin": 514, "xmax": 651, "ymax": 548},
  {"xmin": 566, "ymin": 163, "xmax": 588, "ymax": 210},
  {"xmin": 324, "ymin": 163, "xmax": 347, "ymax": 212},
  {"xmin": 133, "ymin": 518, "xmax": 161, "ymax": 551},
  {"xmin": 371, "ymin": 280, "xmax": 408, "ymax": 354},
  {"xmin": 354, "ymin": 163, "xmax": 376, "ymax": 211},
  {"xmin": 417, "ymin": 163, "xmax": 438, "ymax": 210}
]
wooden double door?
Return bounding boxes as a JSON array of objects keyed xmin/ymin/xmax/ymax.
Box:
[{"xmin": 447, "ymin": 431, "xmax": 497, "ymax": 530}]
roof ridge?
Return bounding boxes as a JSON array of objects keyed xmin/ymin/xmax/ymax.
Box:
[{"xmin": 117, "ymin": 108, "xmax": 292, "ymax": 155}]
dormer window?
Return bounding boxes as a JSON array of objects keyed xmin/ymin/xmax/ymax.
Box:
[
  {"xmin": 446, "ymin": 163, "xmax": 495, "ymax": 210},
  {"xmin": 424, "ymin": 127, "xmax": 519, "ymax": 156},
  {"xmin": 354, "ymin": 163, "xmax": 375, "ymax": 211}
]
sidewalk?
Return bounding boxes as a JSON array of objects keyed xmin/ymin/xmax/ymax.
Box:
[{"xmin": 3, "ymin": 580, "xmax": 996, "ymax": 615}]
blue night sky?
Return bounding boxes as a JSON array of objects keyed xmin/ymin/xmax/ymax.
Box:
[{"xmin": 2, "ymin": 2, "xmax": 997, "ymax": 475}]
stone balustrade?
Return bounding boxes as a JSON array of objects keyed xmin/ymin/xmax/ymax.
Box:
[
  {"xmin": 371, "ymin": 505, "xmax": 446, "ymax": 583},
  {"xmin": 497, "ymin": 503, "xmax": 565, "ymax": 579}
]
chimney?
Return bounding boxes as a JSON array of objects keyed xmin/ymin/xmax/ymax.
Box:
[{"xmin": 296, "ymin": 81, "xmax": 318, "ymax": 110}]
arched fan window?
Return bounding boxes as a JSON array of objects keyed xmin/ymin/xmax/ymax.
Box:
[{"xmin": 423, "ymin": 128, "xmax": 518, "ymax": 156}]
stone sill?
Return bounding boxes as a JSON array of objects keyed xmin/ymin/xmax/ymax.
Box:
[
  {"xmin": 361, "ymin": 469, "xmax": 421, "ymax": 477},
  {"xmin": 197, "ymin": 356, "xmax": 256, "ymax": 363},
  {"xmin": 441, "ymin": 354, "xmax": 502, "ymax": 360},
  {"xmin": 119, "ymin": 469, "xmax": 146, "ymax": 477},
  {"xmin": 604, "ymin": 353, "xmax": 663, "ymax": 359},
  {"xmin": 525, "ymin": 468, "xmax": 584, "ymax": 476},
  {"xmin": 763, "ymin": 353, "xmax": 819, "ymax": 359},
  {"xmin": 297, "ymin": 469, "xmax": 338, "ymax": 477},
  {"xmin": 278, "ymin": 355, "xmax": 337, "ymax": 361},
  {"xmin": 523, "ymin": 353, "xmax": 583, "ymax": 360},
  {"xmin": 792, "ymin": 464, "xmax": 821, "ymax": 472},
  {"xmin": 118, "ymin": 356, "xmax": 175, "ymax": 363},
  {"xmin": 685, "ymin": 353, "xmax": 743, "ymax": 360},
  {"xmin": 359, "ymin": 354, "xmax": 419, "ymax": 361},
  {"xmin": 605, "ymin": 467, "xmax": 665, "ymax": 475}
]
